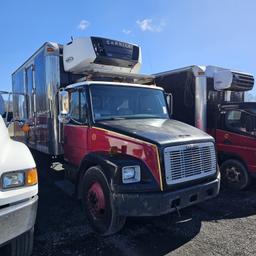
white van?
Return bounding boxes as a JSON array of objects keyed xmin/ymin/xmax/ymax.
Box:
[{"xmin": 0, "ymin": 116, "xmax": 38, "ymax": 256}]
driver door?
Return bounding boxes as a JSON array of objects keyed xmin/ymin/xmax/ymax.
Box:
[{"xmin": 63, "ymin": 89, "xmax": 89, "ymax": 166}]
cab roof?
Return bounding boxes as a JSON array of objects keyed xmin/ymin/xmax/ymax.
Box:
[{"xmin": 65, "ymin": 80, "xmax": 164, "ymax": 91}]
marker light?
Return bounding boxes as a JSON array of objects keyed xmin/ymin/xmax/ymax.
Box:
[
  {"xmin": 47, "ymin": 47, "xmax": 55, "ymax": 52},
  {"xmin": 22, "ymin": 124, "xmax": 30, "ymax": 133}
]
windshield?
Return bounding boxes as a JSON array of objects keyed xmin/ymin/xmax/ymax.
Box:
[
  {"xmin": 90, "ymin": 84, "xmax": 169, "ymax": 121},
  {"xmin": 0, "ymin": 94, "xmax": 4, "ymax": 116},
  {"xmin": 0, "ymin": 92, "xmax": 13, "ymax": 122}
]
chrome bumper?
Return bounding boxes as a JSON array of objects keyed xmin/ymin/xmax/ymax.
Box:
[{"xmin": 0, "ymin": 195, "xmax": 38, "ymax": 246}]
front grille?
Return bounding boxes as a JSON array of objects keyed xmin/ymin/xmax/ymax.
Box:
[{"xmin": 164, "ymin": 142, "xmax": 216, "ymax": 185}]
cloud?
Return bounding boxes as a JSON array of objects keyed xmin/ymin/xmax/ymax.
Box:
[
  {"xmin": 136, "ymin": 18, "xmax": 165, "ymax": 32},
  {"xmin": 122, "ymin": 29, "xmax": 132, "ymax": 35},
  {"xmin": 77, "ymin": 20, "xmax": 90, "ymax": 30}
]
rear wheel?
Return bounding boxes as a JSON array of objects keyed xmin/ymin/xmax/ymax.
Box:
[
  {"xmin": 3, "ymin": 227, "xmax": 34, "ymax": 256},
  {"xmin": 82, "ymin": 166, "xmax": 126, "ymax": 236},
  {"xmin": 220, "ymin": 159, "xmax": 251, "ymax": 190}
]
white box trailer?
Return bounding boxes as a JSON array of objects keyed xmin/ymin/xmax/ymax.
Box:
[{"xmin": 12, "ymin": 37, "xmax": 143, "ymax": 155}]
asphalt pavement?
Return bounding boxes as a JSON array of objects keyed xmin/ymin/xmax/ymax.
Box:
[{"xmin": 32, "ymin": 153, "xmax": 256, "ymax": 256}]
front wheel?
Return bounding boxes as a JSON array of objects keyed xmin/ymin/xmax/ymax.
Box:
[
  {"xmin": 82, "ymin": 166, "xmax": 126, "ymax": 236},
  {"xmin": 220, "ymin": 159, "xmax": 251, "ymax": 190}
]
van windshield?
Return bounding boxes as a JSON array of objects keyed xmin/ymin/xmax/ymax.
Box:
[
  {"xmin": 90, "ymin": 84, "xmax": 169, "ymax": 121},
  {"xmin": 0, "ymin": 92, "xmax": 14, "ymax": 122},
  {"xmin": 0, "ymin": 95, "xmax": 4, "ymax": 116}
]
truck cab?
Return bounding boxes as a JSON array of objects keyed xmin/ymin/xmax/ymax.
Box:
[
  {"xmin": 59, "ymin": 79, "xmax": 220, "ymax": 235},
  {"xmin": 0, "ymin": 108, "xmax": 38, "ymax": 255},
  {"xmin": 208, "ymin": 102, "xmax": 256, "ymax": 189}
]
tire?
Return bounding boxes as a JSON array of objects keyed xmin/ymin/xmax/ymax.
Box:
[
  {"xmin": 81, "ymin": 166, "xmax": 126, "ymax": 236},
  {"xmin": 3, "ymin": 228, "xmax": 34, "ymax": 256},
  {"xmin": 220, "ymin": 159, "xmax": 251, "ymax": 190}
]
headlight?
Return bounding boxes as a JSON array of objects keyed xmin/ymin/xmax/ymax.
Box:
[
  {"xmin": 122, "ymin": 166, "xmax": 141, "ymax": 184},
  {"xmin": 2, "ymin": 172, "xmax": 25, "ymax": 189},
  {"xmin": 1, "ymin": 168, "xmax": 38, "ymax": 189}
]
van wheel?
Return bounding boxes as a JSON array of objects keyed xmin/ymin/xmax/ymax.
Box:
[
  {"xmin": 220, "ymin": 159, "xmax": 250, "ymax": 190},
  {"xmin": 3, "ymin": 227, "xmax": 34, "ymax": 256},
  {"xmin": 82, "ymin": 166, "xmax": 126, "ymax": 236}
]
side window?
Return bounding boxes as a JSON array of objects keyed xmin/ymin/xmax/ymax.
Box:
[
  {"xmin": 227, "ymin": 110, "xmax": 241, "ymax": 121},
  {"xmin": 70, "ymin": 91, "xmax": 80, "ymax": 121},
  {"xmin": 225, "ymin": 110, "xmax": 242, "ymax": 131},
  {"xmin": 69, "ymin": 90, "xmax": 87, "ymax": 124},
  {"xmin": 225, "ymin": 110, "xmax": 254, "ymax": 134}
]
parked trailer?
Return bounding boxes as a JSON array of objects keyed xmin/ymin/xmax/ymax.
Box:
[
  {"xmin": 12, "ymin": 38, "xmax": 220, "ymax": 235},
  {"xmin": 155, "ymin": 66, "xmax": 255, "ymax": 190}
]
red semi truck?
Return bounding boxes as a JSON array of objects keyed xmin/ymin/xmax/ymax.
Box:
[
  {"xmin": 11, "ymin": 38, "xmax": 220, "ymax": 235},
  {"xmin": 155, "ymin": 66, "xmax": 255, "ymax": 190}
]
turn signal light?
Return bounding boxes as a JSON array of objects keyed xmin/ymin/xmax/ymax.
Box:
[
  {"xmin": 22, "ymin": 124, "xmax": 30, "ymax": 133},
  {"xmin": 26, "ymin": 168, "xmax": 38, "ymax": 186}
]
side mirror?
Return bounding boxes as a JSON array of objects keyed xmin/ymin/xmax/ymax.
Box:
[
  {"xmin": 166, "ymin": 93, "xmax": 173, "ymax": 116},
  {"xmin": 58, "ymin": 90, "xmax": 70, "ymax": 124}
]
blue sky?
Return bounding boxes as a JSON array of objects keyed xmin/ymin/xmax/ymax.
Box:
[{"xmin": 1, "ymin": 0, "xmax": 256, "ymax": 95}]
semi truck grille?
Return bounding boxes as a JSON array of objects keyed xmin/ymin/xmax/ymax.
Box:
[{"xmin": 164, "ymin": 142, "xmax": 216, "ymax": 185}]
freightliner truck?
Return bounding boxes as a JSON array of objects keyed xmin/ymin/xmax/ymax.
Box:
[
  {"xmin": 0, "ymin": 105, "xmax": 38, "ymax": 255},
  {"xmin": 155, "ymin": 66, "xmax": 255, "ymax": 190},
  {"xmin": 11, "ymin": 37, "xmax": 220, "ymax": 235}
]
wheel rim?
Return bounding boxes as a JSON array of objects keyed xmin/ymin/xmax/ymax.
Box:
[
  {"xmin": 225, "ymin": 166, "xmax": 242, "ymax": 184},
  {"xmin": 87, "ymin": 182, "xmax": 106, "ymax": 218}
]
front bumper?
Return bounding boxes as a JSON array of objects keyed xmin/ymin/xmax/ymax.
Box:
[
  {"xmin": 0, "ymin": 195, "xmax": 38, "ymax": 246},
  {"xmin": 113, "ymin": 178, "xmax": 220, "ymax": 216}
]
